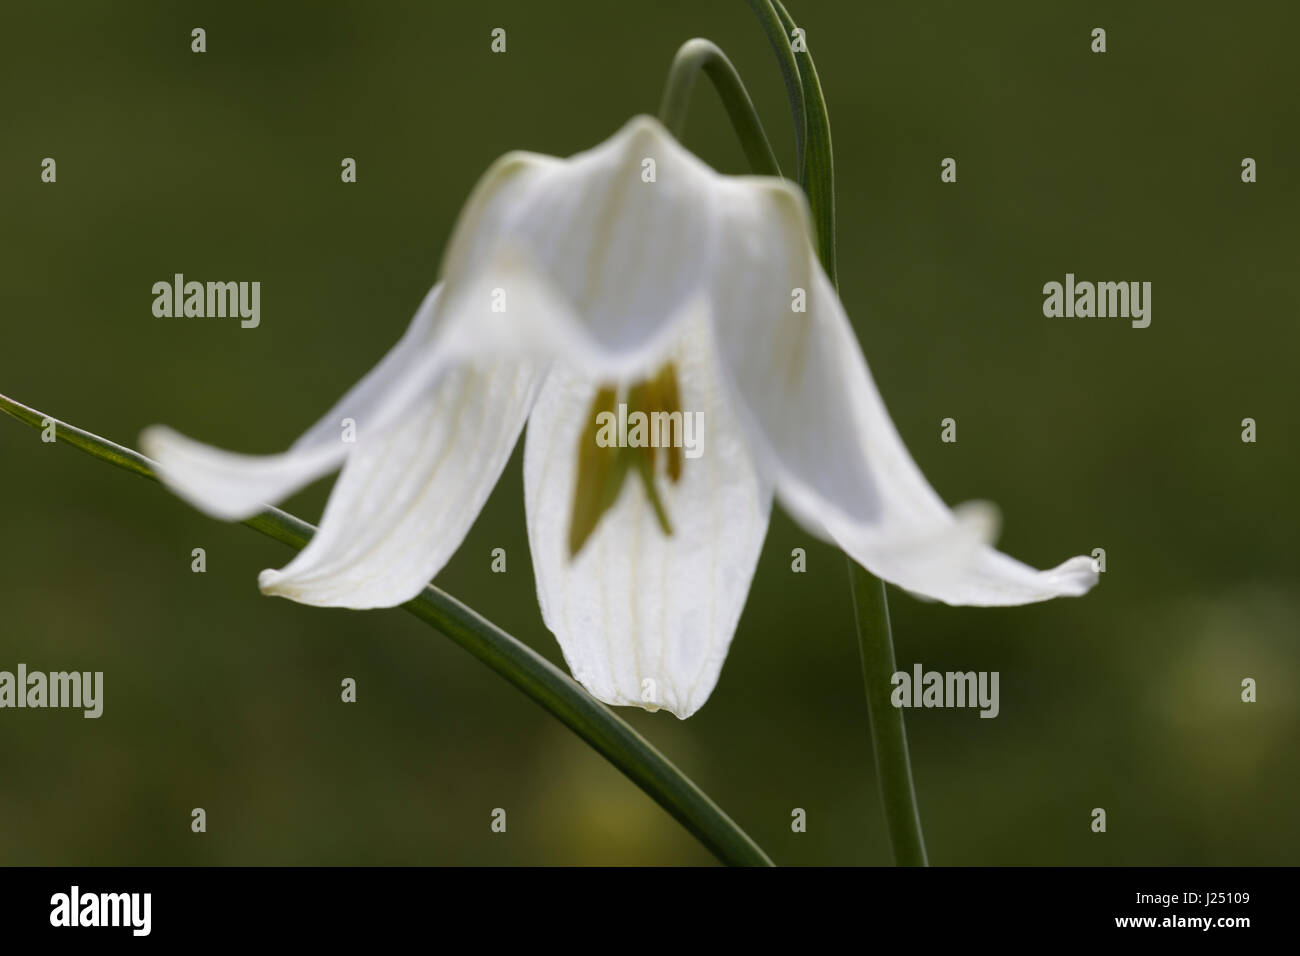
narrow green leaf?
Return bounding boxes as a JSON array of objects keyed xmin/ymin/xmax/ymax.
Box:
[
  {"xmin": 771, "ymin": 0, "xmax": 836, "ymax": 282},
  {"xmin": 743, "ymin": 0, "xmax": 806, "ymax": 175},
  {"xmin": 0, "ymin": 391, "xmax": 773, "ymax": 867}
]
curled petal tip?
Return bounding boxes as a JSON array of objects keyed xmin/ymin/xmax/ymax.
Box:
[
  {"xmin": 256, "ymin": 568, "xmax": 286, "ymax": 595},
  {"xmin": 1046, "ymin": 554, "xmax": 1102, "ymax": 596}
]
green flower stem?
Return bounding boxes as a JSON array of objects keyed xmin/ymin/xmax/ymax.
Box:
[
  {"xmin": 848, "ymin": 563, "xmax": 928, "ymax": 865},
  {"xmin": 746, "ymin": 0, "xmax": 927, "ymax": 864},
  {"xmin": 0, "ymin": 392, "xmax": 773, "ymax": 867},
  {"xmin": 658, "ymin": 38, "xmax": 782, "ymax": 178}
]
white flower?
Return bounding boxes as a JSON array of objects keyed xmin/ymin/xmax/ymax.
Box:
[{"xmin": 142, "ymin": 116, "xmax": 1097, "ymax": 719}]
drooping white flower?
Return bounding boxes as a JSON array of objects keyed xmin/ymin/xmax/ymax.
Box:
[{"xmin": 142, "ymin": 116, "xmax": 1097, "ymax": 719}]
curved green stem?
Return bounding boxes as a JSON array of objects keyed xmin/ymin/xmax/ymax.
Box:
[
  {"xmin": 0, "ymin": 392, "xmax": 773, "ymax": 867},
  {"xmin": 746, "ymin": 0, "xmax": 927, "ymax": 864},
  {"xmin": 658, "ymin": 38, "xmax": 782, "ymax": 178}
]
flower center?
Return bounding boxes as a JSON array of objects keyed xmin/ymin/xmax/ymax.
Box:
[{"xmin": 568, "ymin": 362, "xmax": 685, "ymax": 558}]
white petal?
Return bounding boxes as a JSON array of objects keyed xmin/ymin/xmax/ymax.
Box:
[
  {"xmin": 260, "ymin": 359, "xmax": 543, "ymax": 608},
  {"xmin": 710, "ymin": 180, "xmax": 1097, "ymax": 606},
  {"xmin": 436, "ymin": 116, "xmax": 723, "ymax": 377},
  {"xmin": 141, "ymin": 283, "xmax": 445, "ymax": 521},
  {"xmin": 524, "ymin": 314, "xmax": 771, "ymax": 718},
  {"xmin": 707, "ymin": 179, "xmax": 882, "ymax": 534},
  {"xmin": 432, "ymin": 243, "xmax": 689, "ymax": 381}
]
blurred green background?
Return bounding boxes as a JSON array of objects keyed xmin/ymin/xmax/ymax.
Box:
[{"xmin": 1, "ymin": 0, "xmax": 1296, "ymax": 865}]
